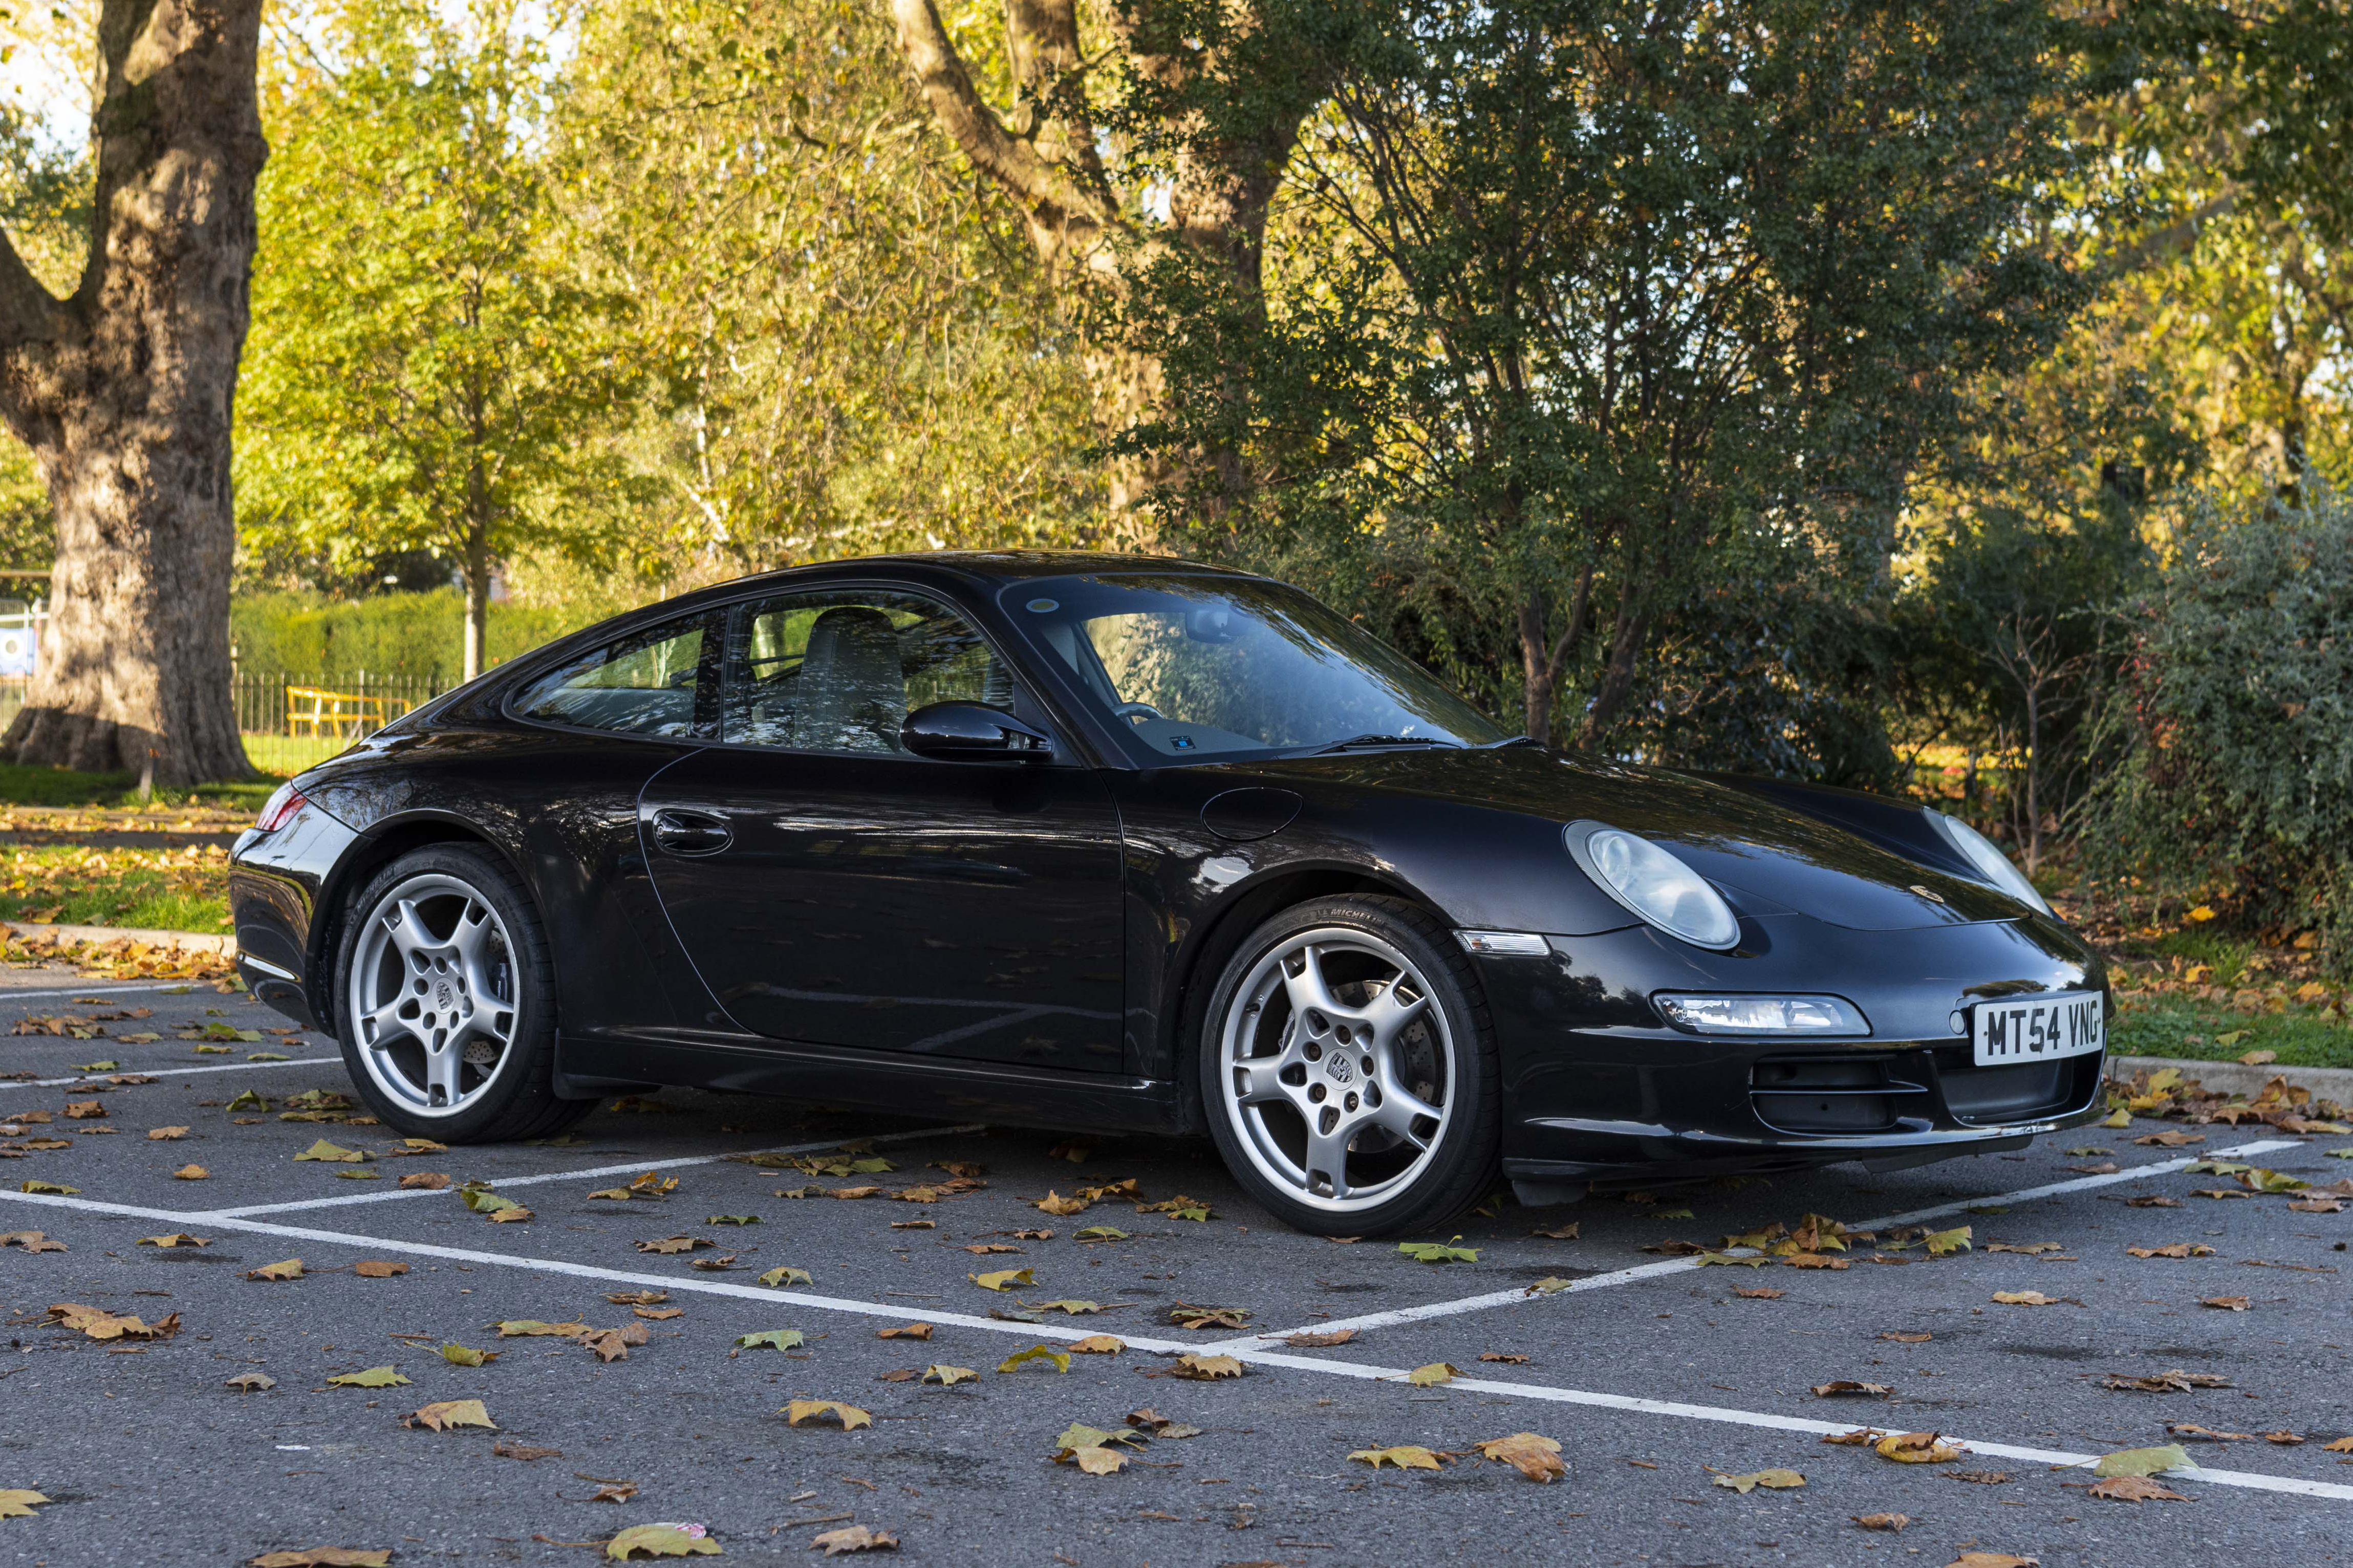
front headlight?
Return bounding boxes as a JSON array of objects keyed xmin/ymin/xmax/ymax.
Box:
[
  {"xmin": 1564, "ymin": 821, "xmax": 1741, "ymax": 950},
  {"xmin": 1927, "ymin": 810, "xmax": 2052, "ymax": 916}
]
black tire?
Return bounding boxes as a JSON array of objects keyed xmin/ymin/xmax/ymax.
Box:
[
  {"xmin": 332, "ymin": 843, "xmax": 593, "ymax": 1143},
  {"xmin": 1197, "ymin": 894, "xmax": 1500, "ymax": 1236}
]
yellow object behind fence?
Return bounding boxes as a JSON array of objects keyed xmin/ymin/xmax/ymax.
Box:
[{"xmin": 285, "ymin": 684, "xmax": 397, "ymax": 739}]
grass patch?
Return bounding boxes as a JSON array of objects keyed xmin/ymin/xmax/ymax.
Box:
[
  {"xmin": 0, "ymin": 843, "xmax": 230, "ymax": 933},
  {"xmin": 0, "ymin": 760, "xmax": 279, "ymax": 811},
  {"xmin": 2109, "ymin": 996, "xmax": 2353, "ymax": 1071}
]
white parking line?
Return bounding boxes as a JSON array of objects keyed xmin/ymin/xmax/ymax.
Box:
[
  {"xmin": 4, "ymin": 1183, "xmax": 2347, "ymax": 1505},
  {"xmin": 3, "ymin": 1055, "xmax": 342, "ymax": 1091},
  {"xmin": 206, "ymin": 1122, "xmax": 989, "ymax": 1217},
  {"xmin": 1220, "ymin": 1137, "xmax": 2310, "ymax": 1349},
  {"xmin": 0, "ymin": 981, "xmax": 220, "ymax": 1004}
]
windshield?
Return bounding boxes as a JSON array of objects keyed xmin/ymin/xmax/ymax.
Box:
[{"xmin": 1001, "ymin": 573, "xmax": 1508, "ymax": 759}]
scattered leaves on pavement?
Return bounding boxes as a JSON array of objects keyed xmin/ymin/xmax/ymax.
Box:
[
  {"xmin": 2088, "ymin": 1475, "xmax": 2190, "ymax": 1502},
  {"xmin": 1283, "ymin": 1329, "xmax": 1356, "ymax": 1348},
  {"xmin": 354, "ymin": 1260, "xmax": 408, "ymax": 1278},
  {"xmin": 1811, "ymin": 1381, "xmax": 1895, "ymax": 1398},
  {"xmin": 923, "ymin": 1364, "xmax": 981, "ymax": 1385},
  {"xmin": 1167, "ymin": 1303, "xmax": 1248, "ymax": 1330},
  {"xmin": 758, "ymin": 1267, "xmax": 813, "ymax": 1289},
  {"xmin": 1068, "ymin": 1335, "xmax": 1125, "ymax": 1354},
  {"xmin": 2200, "ymin": 1295, "xmax": 2252, "ymax": 1311},
  {"xmin": 875, "ymin": 1323, "xmax": 933, "ymax": 1341},
  {"xmin": 442, "ymin": 1344, "xmax": 496, "ymax": 1367},
  {"xmin": 2093, "ymin": 1445, "xmax": 2194, "ymax": 1478},
  {"xmin": 1404, "ymin": 1362, "xmax": 1457, "ymax": 1386},
  {"xmin": 998, "ymin": 1345, "xmax": 1072, "ymax": 1375},
  {"xmin": 730, "ymin": 1331, "xmax": 806, "ymax": 1357},
  {"xmin": 969, "ymin": 1268, "xmax": 1033, "ymax": 1292},
  {"xmin": 1853, "ymin": 1513, "xmax": 1912, "ymax": 1532},
  {"xmin": 810, "ymin": 1525, "xmax": 897, "ymax": 1556},
  {"xmin": 224, "ymin": 1373, "xmax": 275, "ymax": 1392},
  {"xmin": 605, "ymin": 1523, "xmax": 721, "ymax": 1559},
  {"xmin": 1711, "ymin": 1468, "xmax": 1804, "ymax": 1493},
  {"xmin": 246, "ymin": 1259, "xmax": 304, "ymax": 1281},
  {"xmin": 1396, "ymin": 1236, "xmax": 1478, "ymax": 1264}
]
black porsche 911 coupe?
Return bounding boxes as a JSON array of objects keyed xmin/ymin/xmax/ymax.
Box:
[{"xmin": 229, "ymin": 551, "xmax": 2109, "ymax": 1235}]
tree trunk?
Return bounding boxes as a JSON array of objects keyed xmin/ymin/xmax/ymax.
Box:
[
  {"xmin": 1577, "ymin": 601, "xmax": 1650, "ymax": 748},
  {"xmin": 462, "ymin": 532, "xmax": 489, "ymax": 684},
  {"xmin": 0, "ymin": 0, "xmax": 264, "ymax": 785}
]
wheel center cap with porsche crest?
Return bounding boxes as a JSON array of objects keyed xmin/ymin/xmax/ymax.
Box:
[
  {"xmin": 1325, "ymin": 1054, "xmax": 1354, "ymax": 1085},
  {"xmin": 436, "ymin": 981, "xmax": 454, "ymax": 1009}
]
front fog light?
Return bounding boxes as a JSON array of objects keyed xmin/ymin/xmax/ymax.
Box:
[{"xmin": 1653, "ymin": 993, "xmax": 1867, "ymax": 1036}]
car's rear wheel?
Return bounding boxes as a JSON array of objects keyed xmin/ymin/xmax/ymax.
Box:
[
  {"xmin": 1200, "ymin": 895, "xmax": 1499, "ymax": 1236},
  {"xmin": 334, "ymin": 844, "xmax": 592, "ymax": 1142}
]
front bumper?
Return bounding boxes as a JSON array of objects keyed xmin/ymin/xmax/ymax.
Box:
[
  {"xmin": 1481, "ymin": 914, "xmax": 2109, "ymax": 1188},
  {"xmin": 228, "ymin": 802, "xmax": 360, "ymax": 1032}
]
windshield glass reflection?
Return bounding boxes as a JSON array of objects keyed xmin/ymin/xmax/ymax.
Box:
[{"xmin": 1002, "ymin": 573, "xmax": 1507, "ymax": 759}]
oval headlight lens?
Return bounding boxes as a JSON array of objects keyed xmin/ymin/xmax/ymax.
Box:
[
  {"xmin": 1927, "ymin": 810, "xmax": 2052, "ymax": 916},
  {"xmin": 1567, "ymin": 823, "xmax": 1741, "ymax": 950}
]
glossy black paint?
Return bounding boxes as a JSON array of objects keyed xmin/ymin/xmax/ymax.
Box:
[{"xmin": 228, "ymin": 551, "xmax": 2107, "ymax": 1180}]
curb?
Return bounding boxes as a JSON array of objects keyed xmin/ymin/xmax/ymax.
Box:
[
  {"xmin": 4, "ymin": 920, "xmax": 237, "ymax": 958},
  {"xmin": 2107, "ymin": 1052, "xmax": 2353, "ymax": 1106}
]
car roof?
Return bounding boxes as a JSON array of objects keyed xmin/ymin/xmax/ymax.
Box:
[{"xmin": 639, "ymin": 549, "xmax": 1265, "ymax": 619}]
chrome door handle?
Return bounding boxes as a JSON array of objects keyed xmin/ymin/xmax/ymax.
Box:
[{"xmin": 651, "ymin": 808, "xmax": 732, "ymax": 856}]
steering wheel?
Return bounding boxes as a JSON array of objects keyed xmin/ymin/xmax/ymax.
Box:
[{"xmin": 1112, "ymin": 701, "xmax": 1166, "ymax": 723}]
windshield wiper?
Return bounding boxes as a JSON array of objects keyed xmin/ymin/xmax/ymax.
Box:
[{"xmin": 1307, "ymin": 733, "xmax": 1462, "ymax": 755}]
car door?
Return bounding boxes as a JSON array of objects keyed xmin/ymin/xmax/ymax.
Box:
[{"xmin": 639, "ymin": 583, "xmax": 1127, "ymax": 1073}]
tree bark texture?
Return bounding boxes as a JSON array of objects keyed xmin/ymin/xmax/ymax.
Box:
[
  {"xmin": 0, "ymin": 0, "xmax": 265, "ymax": 783},
  {"xmin": 887, "ymin": 0, "xmax": 1320, "ymax": 528}
]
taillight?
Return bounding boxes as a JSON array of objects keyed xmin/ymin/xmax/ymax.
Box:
[{"xmin": 256, "ymin": 784, "xmax": 309, "ymax": 834}]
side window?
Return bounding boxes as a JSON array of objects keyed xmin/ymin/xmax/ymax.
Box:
[
  {"xmin": 514, "ymin": 615, "xmax": 711, "ymax": 738},
  {"xmin": 722, "ymin": 589, "xmax": 1013, "ymax": 754}
]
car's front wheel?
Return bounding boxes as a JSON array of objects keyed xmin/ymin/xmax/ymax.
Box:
[
  {"xmin": 1199, "ymin": 896, "xmax": 1500, "ymax": 1236},
  {"xmin": 333, "ymin": 844, "xmax": 592, "ymax": 1143}
]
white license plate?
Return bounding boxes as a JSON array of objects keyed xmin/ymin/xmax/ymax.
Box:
[{"xmin": 1972, "ymin": 990, "xmax": 2105, "ymax": 1067}]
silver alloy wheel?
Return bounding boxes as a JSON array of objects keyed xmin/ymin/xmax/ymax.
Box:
[
  {"xmin": 347, "ymin": 872, "xmax": 520, "ymax": 1117},
  {"xmin": 1216, "ymin": 927, "xmax": 1456, "ymax": 1213}
]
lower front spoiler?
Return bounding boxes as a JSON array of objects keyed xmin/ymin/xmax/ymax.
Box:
[{"xmin": 238, "ymin": 955, "xmax": 323, "ymax": 1033}]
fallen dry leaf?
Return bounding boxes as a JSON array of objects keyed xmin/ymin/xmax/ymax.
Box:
[
  {"xmin": 1531, "ymin": 1221, "xmax": 1579, "ymax": 1239},
  {"xmin": 2103, "ymin": 1369, "xmax": 2231, "ymax": 1392},
  {"xmin": 1712, "ymin": 1468, "xmax": 1804, "ymax": 1493},
  {"xmin": 1853, "ymin": 1513, "xmax": 1912, "ymax": 1532},
  {"xmin": 398, "ymin": 1172, "xmax": 450, "ymax": 1191},
  {"xmin": 403, "ymin": 1398, "xmax": 495, "ymax": 1431},
  {"xmin": 2127, "ymin": 1243, "xmax": 2216, "ymax": 1258},
  {"xmin": 1350, "ymin": 1445, "xmax": 1444, "ymax": 1471},
  {"xmin": 1034, "ymin": 1191, "xmax": 1090, "ymax": 1216},
  {"xmin": 811, "ymin": 1524, "xmax": 898, "ymax": 1556},
  {"xmin": 1068, "ymin": 1334, "xmax": 1125, "ymax": 1354},
  {"xmin": 493, "ymin": 1439, "xmax": 560, "ymax": 1461},
  {"xmin": 246, "ymin": 1550, "xmax": 394, "ymax": 1567},
  {"xmin": 1733, "ymin": 1286, "xmax": 1784, "ymax": 1299},
  {"xmin": 1812, "ymin": 1381, "xmax": 1895, "ymax": 1398},
  {"xmin": 875, "ymin": 1323, "xmax": 933, "ymax": 1341},
  {"xmin": 969, "ymin": 1268, "xmax": 1033, "ymax": 1291},
  {"xmin": 1166, "ymin": 1303, "xmax": 1249, "ymax": 1330},
  {"xmin": 1474, "ymin": 1431, "xmax": 1565, "ymax": 1482},
  {"xmin": 171, "ymin": 1164, "xmax": 208, "ymax": 1180},
  {"xmin": 1943, "ymin": 1556, "xmax": 2037, "ymax": 1568},
  {"xmin": 1404, "ymin": 1362, "xmax": 1456, "ymax": 1386},
  {"xmin": 1477, "ymin": 1351, "xmax": 1528, "ymax": 1364},
  {"xmin": 782, "ymin": 1399, "xmax": 871, "ymax": 1430},
  {"xmin": 1990, "ymin": 1291, "xmax": 2078, "ymax": 1307},
  {"xmin": 327, "ymin": 1366, "xmax": 411, "ymax": 1389},
  {"xmin": 605, "ymin": 1523, "xmax": 721, "ymax": 1558},
  {"xmin": 1170, "ymin": 1353, "xmax": 1243, "ymax": 1381},
  {"xmin": 2093, "ymin": 1443, "xmax": 2193, "ymax": 1477},
  {"xmin": 1282, "ymin": 1329, "xmax": 1357, "ymax": 1348},
  {"xmin": 2088, "ymin": 1475, "xmax": 2190, "ymax": 1502},
  {"xmin": 636, "ymin": 1236, "xmax": 711, "ymax": 1255},
  {"xmin": 353, "ymin": 1260, "xmax": 408, "ymax": 1278},
  {"xmin": 2200, "ymin": 1295, "xmax": 2252, "ymax": 1312},
  {"xmin": 1878, "ymin": 1331, "xmax": 1931, "ymax": 1343},
  {"xmin": 923, "ymin": 1363, "xmax": 980, "ymax": 1385},
  {"xmin": 246, "ymin": 1259, "xmax": 304, "ymax": 1281},
  {"xmin": 146, "ymin": 1125, "xmax": 188, "ymax": 1140},
  {"xmin": 0, "ymin": 1230, "xmax": 63, "ymax": 1253},
  {"xmin": 635, "ymin": 1306, "xmax": 683, "ymax": 1321},
  {"xmin": 225, "ymin": 1372, "xmax": 275, "ymax": 1392},
  {"xmin": 1125, "ymin": 1408, "xmax": 1202, "ymax": 1439},
  {"xmin": 1875, "ymin": 1430, "xmax": 1964, "ymax": 1464},
  {"xmin": 0, "ymin": 1491, "xmax": 49, "ymax": 1520}
]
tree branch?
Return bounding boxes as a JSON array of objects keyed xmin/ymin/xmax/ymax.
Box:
[{"xmin": 887, "ymin": 0, "xmax": 1105, "ymax": 240}]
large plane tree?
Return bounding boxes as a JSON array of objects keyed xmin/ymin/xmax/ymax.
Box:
[{"xmin": 0, "ymin": 0, "xmax": 263, "ymax": 783}]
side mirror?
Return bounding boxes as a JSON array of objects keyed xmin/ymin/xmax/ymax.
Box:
[{"xmin": 901, "ymin": 701, "xmax": 1053, "ymax": 762}]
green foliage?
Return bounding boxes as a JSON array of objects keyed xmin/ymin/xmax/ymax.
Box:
[
  {"xmin": 229, "ymin": 588, "xmax": 599, "ymax": 684},
  {"xmin": 554, "ymin": 0, "xmax": 1104, "ymax": 571},
  {"xmin": 2083, "ymin": 479, "xmax": 2353, "ymax": 972},
  {"xmin": 239, "ymin": 0, "xmax": 653, "ymax": 669},
  {"xmin": 1117, "ymin": 0, "xmax": 2091, "ymax": 778}
]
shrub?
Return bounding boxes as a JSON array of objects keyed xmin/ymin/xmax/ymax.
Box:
[
  {"xmin": 230, "ymin": 588, "xmax": 607, "ymax": 684},
  {"xmin": 2082, "ymin": 481, "xmax": 2353, "ymax": 971}
]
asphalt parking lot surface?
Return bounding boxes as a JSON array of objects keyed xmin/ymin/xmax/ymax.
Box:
[{"xmin": 3, "ymin": 969, "xmax": 2349, "ymax": 1566}]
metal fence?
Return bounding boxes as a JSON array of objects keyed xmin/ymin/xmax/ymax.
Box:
[{"xmin": 231, "ymin": 670, "xmax": 449, "ymax": 739}]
